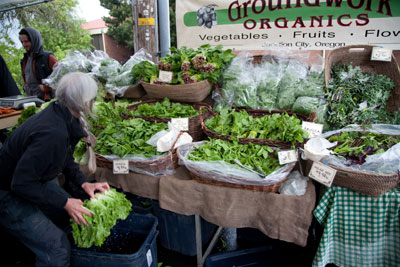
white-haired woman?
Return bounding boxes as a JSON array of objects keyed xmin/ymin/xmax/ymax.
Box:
[{"xmin": 0, "ymin": 72, "xmax": 109, "ymax": 266}]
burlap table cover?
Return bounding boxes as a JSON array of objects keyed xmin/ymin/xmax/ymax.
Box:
[
  {"xmin": 159, "ymin": 167, "xmax": 316, "ymax": 247},
  {"xmin": 80, "ymin": 165, "xmax": 316, "ymax": 246}
]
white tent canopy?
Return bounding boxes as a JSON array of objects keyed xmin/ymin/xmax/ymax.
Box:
[{"xmin": 0, "ymin": 0, "xmax": 53, "ymax": 12}]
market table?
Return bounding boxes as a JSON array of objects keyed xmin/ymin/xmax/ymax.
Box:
[
  {"xmin": 312, "ymin": 185, "xmax": 400, "ymax": 267},
  {"xmin": 83, "ymin": 165, "xmax": 316, "ymax": 247},
  {"xmin": 0, "ymin": 110, "xmax": 21, "ymax": 130},
  {"xmin": 82, "ymin": 165, "xmax": 316, "ymax": 266}
]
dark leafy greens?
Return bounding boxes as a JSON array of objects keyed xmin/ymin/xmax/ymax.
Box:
[
  {"xmin": 326, "ymin": 63, "xmax": 399, "ymax": 128},
  {"xmin": 188, "ymin": 138, "xmax": 281, "ymax": 176},
  {"xmin": 94, "ymin": 118, "xmax": 167, "ymax": 158},
  {"xmin": 205, "ymin": 109, "xmax": 308, "ymax": 145},
  {"xmin": 127, "ymin": 98, "xmax": 199, "ymax": 118},
  {"xmin": 328, "ymin": 131, "xmax": 400, "ymax": 165}
]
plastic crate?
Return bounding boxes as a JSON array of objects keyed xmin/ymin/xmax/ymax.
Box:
[
  {"xmin": 70, "ymin": 213, "xmax": 158, "ymax": 267},
  {"xmin": 236, "ymin": 227, "xmax": 273, "ymax": 245},
  {"xmin": 125, "ymin": 193, "xmax": 153, "ymax": 214},
  {"xmin": 205, "ymin": 246, "xmax": 278, "ymax": 267},
  {"xmin": 152, "ymin": 200, "xmax": 217, "ymax": 256}
]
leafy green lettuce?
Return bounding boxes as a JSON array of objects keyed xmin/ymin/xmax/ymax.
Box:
[{"xmin": 70, "ymin": 188, "xmax": 132, "ymax": 248}]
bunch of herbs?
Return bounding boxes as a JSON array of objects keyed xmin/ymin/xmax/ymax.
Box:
[{"xmin": 326, "ymin": 63, "xmax": 399, "ymax": 128}]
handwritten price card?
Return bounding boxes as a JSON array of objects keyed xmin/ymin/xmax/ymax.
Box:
[
  {"xmin": 302, "ymin": 121, "xmax": 323, "ymax": 138},
  {"xmin": 278, "ymin": 150, "xmax": 298, "ymax": 165},
  {"xmin": 371, "ymin": 47, "xmax": 392, "ymax": 62},
  {"xmin": 308, "ymin": 162, "xmax": 337, "ymax": 187},
  {"xmin": 158, "ymin": 70, "xmax": 173, "ymax": 83},
  {"xmin": 113, "ymin": 159, "xmax": 129, "ymax": 174}
]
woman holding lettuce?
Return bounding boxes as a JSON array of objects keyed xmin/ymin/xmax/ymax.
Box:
[{"xmin": 0, "ymin": 72, "xmax": 109, "ymax": 266}]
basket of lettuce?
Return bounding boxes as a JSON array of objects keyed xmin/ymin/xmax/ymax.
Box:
[
  {"xmin": 138, "ymin": 44, "xmax": 236, "ymax": 102},
  {"xmin": 122, "ymin": 97, "xmax": 211, "ymax": 141},
  {"xmin": 302, "ymin": 124, "xmax": 400, "ymax": 197},
  {"xmin": 177, "ymin": 139, "xmax": 295, "ymax": 192},
  {"xmin": 199, "ymin": 107, "xmax": 311, "ymax": 149},
  {"xmin": 81, "ymin": 102, "xmax": 179, "ymax": 176}
]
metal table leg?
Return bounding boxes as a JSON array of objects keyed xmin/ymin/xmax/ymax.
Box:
[{"xmin": 195, "ymin": 214, "xmax": 224, "ymax": 267}]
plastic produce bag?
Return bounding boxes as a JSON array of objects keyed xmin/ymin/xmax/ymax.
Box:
[
  {"xmin": 292, "ymin": 96, "xmax": 320, "ymax": 116},
  {"xmin": 43, "ymin": 50, "xmax": 94, "ymax": 88},
  {"xmin": 146, "ymin": 122, "xmax": 193, "ymax": 152},
  {"xmin": 314, "ymin": 124, "xmax": 400, "ymax": 174},
  {"xmin": 295, "ymin": 71, "xmax": 325, "ymax": 98},
  {"xmin": 255, "ymin": 61, "xmax": 283, "ymax": 110},
  {"xmin": 177, "ymin": 142, "xmax": 296, "ymax": 187},
  {"xmin": 279, "ymin": 170, "xmax": 309, "ymax": 196},
  {"xmin": 105, "ymin": 48, "xmax": 153, "ymax": 97}
]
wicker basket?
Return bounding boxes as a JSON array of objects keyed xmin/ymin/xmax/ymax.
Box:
[
  {"xmin": 199, "ymin": 106, "xmax": 315, "ymax": 149},
  {"xmin": 177, "ymin": 142, "xmax": 295, "ymax": 192},
  {"xmin": 300, "ymin": 157, "xmax": 399, "ymax": 198},
  {"xmin": 141, "ymin": 80, "xmax": 211, "ymax": 103},
  {"xmin": 95, "ymin": 132, "xmax": 183, "ymax": 174},
  {"xmin": 122, "ymin": 99, "xmax": 211, "ymax": 141},
  {"xmin": 123, "ymin": 84, "xmax": 146, "ymax": 99},
  {"xmin": 325, "ymin": 45, "xmax": 400, "ymax": 113}
]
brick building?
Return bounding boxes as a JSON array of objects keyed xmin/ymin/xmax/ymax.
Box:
[{"xmin": 81, "ymin": 19, "xmax": 133, "ymax": 64}]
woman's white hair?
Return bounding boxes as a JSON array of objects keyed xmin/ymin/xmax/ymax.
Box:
[{"xmin": 56, "ymin": 72, "xmax": 98, "ymax": 173}]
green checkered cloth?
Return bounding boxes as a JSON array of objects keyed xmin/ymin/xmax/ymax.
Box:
[{"xmin": 312, "ymin": 185, "xmax": 400, "ymax": 267}]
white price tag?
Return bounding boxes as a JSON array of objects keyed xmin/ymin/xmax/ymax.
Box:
[
  {"xmin": 158, "ymin": 70, "xmax": 173, "ymax": 83},
  {"xmin": 308, "ymin": 162, "xmax": 336, "ymax": 187},
  {"xmin": 371, "ymin": 47, "xmax": 392, "ymax": 62},
  {"xmin": 23, "ymin": 102, "xmax": 36, "ymax": 109},
  {"xmin": 171, "ymin": 118, "xmax": 189, "ymax": 131},
  {"xmin": 146, "ymin": 249, "xmax": 153, "ymax": 267},
  {"xmin": 302, "ymin": 121, "xmax": 323, "ymax": 138},
  {"xmin": 278, "ymin": 150, "xmax": 298, "ymax": 165},
  {"xmin": 113, "ymin": 159, "xmax": 129, "ymax": 174}
]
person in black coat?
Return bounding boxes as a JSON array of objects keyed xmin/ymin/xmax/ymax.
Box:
[
  {"xmin": 0, "ymin": 54, "xmax": 21, "ymax": 97},
  {"xmin": 0, "ymin": 72, "xmax": 109, "ymax": 267}
]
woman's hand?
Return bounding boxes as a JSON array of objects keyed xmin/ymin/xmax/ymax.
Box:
[
  {"xmin": 81, "ymin": 182, "xmax": 110, "ymax": 199},
  {"xmin": 64, "ymin": 198, "xmax": 92, "ymax": 226}
]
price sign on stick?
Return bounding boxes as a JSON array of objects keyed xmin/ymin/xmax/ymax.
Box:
[
  {"xmin": 113, "ymin": 160, "xmax": 129, "ymax": 174},
  {"xmin": 278, "ymin": 150, "xmax": 298, "ymax": 165},
  {"xmin": 371, "ymin": 47, "xmax": 392, "ymax": 62},
  {"xmin": 308, "ymin": 162, "xmax": 336, "ymax": 187},
  {"xmin": 302, "ymin": 121, "xmax": 323, "ymax": 138},
  {"xmin": 158, "ymin": 70, "xmax": 173, "ymax": 83}
]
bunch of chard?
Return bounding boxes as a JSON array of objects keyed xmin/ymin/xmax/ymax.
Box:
[{"xmin": 328, "ymin": 131, "xmax": 400, "ymax": 165}]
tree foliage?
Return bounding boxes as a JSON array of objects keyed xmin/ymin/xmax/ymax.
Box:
[
  {"xmin": 99, "ymin": 0, "xmax": 177, "ymax": 51},
  {"xmin": 100, "ymin": 0, "xmax": 134, "ymax": 50},
  {"xmin": 0, "ymin": 0, "xmax": 93, "ymax": 89}
]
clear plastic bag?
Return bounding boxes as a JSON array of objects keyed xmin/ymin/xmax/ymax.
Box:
[
  {"xmin": 177, "ymin": 142, "xmax": 296, "ymax": 186},
  {"xmin": 291, "ymin": 96, "xmax": 321, "ymax": 116},
  {"xmin": 105, "ymin": 48, "xmax": 153, "ymax": 97},
  {"xmin": 279, "ymin": 170, "xmax": 309, "ymax": 196},
  {"xmin": 318, "ymin": 124, "xmax": 400, "ymax": 174}
]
